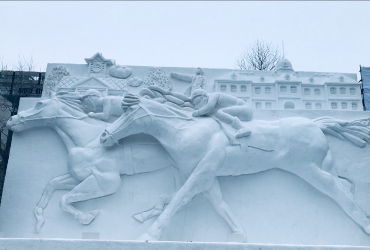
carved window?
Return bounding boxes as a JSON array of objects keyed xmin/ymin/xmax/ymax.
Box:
[
  {"xmin": 280, "ymin": 86, "xmax": 287, "ymax": 93},
  {"xmin": 350, "ymin": 88, "xmax": 355, "ymax": 95},
  {"xmin": 305, "ymin": 102, "xmax": 312, "ymax": 109},
  {"xmin": 260, "ymin": 76, "xmax": 265, "ymax": 82},
  {"xmin": 314, "ymin": 88, "xmax": 321, "ymax": 95},
  {"xmin": 315, "ymin": 103, "xmax": 322, "ymax": 110},
  {"xmin": 331, "ymin": 102, "xmax": 337, "ymax": 109},
  {"xmin": 284, "ymin": 101, "xmax": 295, "ymax": 109},
  {"xmin": 339, "ymin": 76, "xmax": 344, "ymax": 82},
  {"xmin": 231, "ymin": 85, "xmax": 237, "ymax": 92},
  {"xmin": 255, "ymin": 102, "xmax": 261, "ymax": 109},
  {"xmin": 330, "ymin": 87, "xmax": 337, "ymax": 95},
  {"xmin": 265, "ymin": 87, "xmax": 271, "ymax": 94},
  {"xmin": 304, "ymin": 88, "xmax": 310, "ymax": 95},
  {"xmin": 340, "ymin": 87, "xmax": 346, "ymax": 94},
  {"xmin": 291, "ymin": 86, "xmax": 297, "ymax": 93},
  {"xmin": 241, "ymin": 85, "xmax": 247, "ymax": 92},
  {"xmin": 285, "ymin": 74, "xmax": 290, "ymax": 81},
  {"xmin": 255, "ymin": 87, "xmax": 261, "ymax": 94},
  {"xmin": 309, "ymin": 77, "xmax": 314, "ymax": 83},
  {"xmin": 220, "ymin": 85, "xmax": 226, "ymax": 92},
  {"xmin": 342, "ymin": 102, "xmax": 347, "ymax": 109},
  {"xmin": 352, "ymin": 102, "xmax": 358, "ymax": 110},
  {"xmin": 265, "ymin": 102, "xmax": 271, "ymax": 109}
]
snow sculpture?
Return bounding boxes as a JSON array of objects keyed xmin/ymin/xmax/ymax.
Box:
[
  {"xmin": 170, "ymin": 67, "xmax": 206, "ymax": 97},
  {"xmin": 100, "ymin": 91, "xmax": 370, "ymax": 241},
  {"xmin": 6, "ymin": 86, "xmax": 370, "ymax": 243}
]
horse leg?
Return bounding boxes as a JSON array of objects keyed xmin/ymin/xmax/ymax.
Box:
[
  {"xmin": 34, "ymin": 174, "xmax": 79, "ymax": 233},
  {"xmin": 133, "ymin": 193, "xmax": 175, "ymax": 223},
  {"xmin": 202, "ymin": 178, "xmax": 245, "ymax": 239},
  {"xmin": 133, "ymin": 166, "xmax": 185, "ymax": 223},
  {"xmin": 287, "ymin": 161, "xmax": 370, "ymax": 234},
  {"xmin": 138, "ymin": 147, "xmax": 226, "ymax": 241},
  {"xmin": 59, "ymin": 170, "xmax": 121, "ymax": 225}
]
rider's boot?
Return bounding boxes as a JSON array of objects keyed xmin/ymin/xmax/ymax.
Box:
[
  {"xmin": 231, "ymin": 117, "xmax": 252, "ymax": 139},
  {"xmin": 235, "ymin": 128, "xmax": 252, "ymax": 138}
]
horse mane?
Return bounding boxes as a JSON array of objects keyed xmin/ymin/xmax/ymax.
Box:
[
  {"xmin": 140, "ymin": 98, "xmax": 193, "ymax": 120},
  {"xmin": 54, "ymin": 92, "xmax": 86, "ymax": 116}
]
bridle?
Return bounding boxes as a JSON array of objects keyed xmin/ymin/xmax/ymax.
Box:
[{"xmin": 16, "ymin": 99, "xmax": 88, "ymax": 127}]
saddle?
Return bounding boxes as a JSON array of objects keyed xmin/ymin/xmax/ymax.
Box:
[{"xmin": 212, "ymin": 117, "xmax": 275, "ymax": 153}]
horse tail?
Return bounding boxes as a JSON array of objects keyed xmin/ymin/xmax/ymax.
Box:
[{"xmin": 313, "ymin": 117, "xmax": 370, "ymax": 148}]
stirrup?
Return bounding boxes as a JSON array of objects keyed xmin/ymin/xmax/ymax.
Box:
[{"xmin": 235, "ymin": 128, "xmax": 251, "ymax": 139}]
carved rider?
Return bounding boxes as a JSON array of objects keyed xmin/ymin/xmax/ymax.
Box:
[
  {"xmin": 170, "ymin": 67, "xmax": 206, "ymax": 97},
  {"xmin": 191, "ymin": 89, "xmax": 253, "ymax": 138},
  {"xmin": 80, "ymin": 89, "xmax": 125, "ymax": 121}
]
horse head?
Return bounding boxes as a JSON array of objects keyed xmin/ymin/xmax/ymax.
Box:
[
  {"xmin": 7, "ymin": 92, "xmax": 87, "ymax": 132},
  {"xmin": 100, "ymin": 97, "xmax": 152, "ymax": 147},
  {"xmin": 100, "ymin": 96, "xmax": 194, "ymax": 147}
]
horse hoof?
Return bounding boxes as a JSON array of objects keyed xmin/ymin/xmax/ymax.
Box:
[
  {"xmin": 132, "ymin": 213, "xmax": 145, "ymax": 223},
  {"xmin": 136, "ymin": 232, "xmax": 158, "ymax": 241},
  {"xmin": 34, "ymin": 207, "xmax": 45, "ymax": 233},
  {"xmin": 35, "ymin": 219, "xmax": 45, "ymax": 233},
  {"xmin": 79, "ymin": 210, "xmax": 99, "ymax": 225}
]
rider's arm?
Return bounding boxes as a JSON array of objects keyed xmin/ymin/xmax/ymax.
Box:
[
  {"xmin": 197, "ymin": 94, "xmax": 218, "ymax": 116},
  {"xmin": 89, "ymin": 98, "xmax": 110, "ymax": 121}
]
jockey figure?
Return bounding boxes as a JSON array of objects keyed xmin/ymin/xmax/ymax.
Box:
[{"xmin": 191, "ymin": 89, "xmax": 253, "ymax": 138}]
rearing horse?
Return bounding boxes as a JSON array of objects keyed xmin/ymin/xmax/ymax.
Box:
[{"xmin": 100, "ymin": 97, "xmax": 370, "ymax": 241}]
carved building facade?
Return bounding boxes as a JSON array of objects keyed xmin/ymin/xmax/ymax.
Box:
[{"xmin": 214, "ymin": 58, "xmax": 363, "ymax": 111}]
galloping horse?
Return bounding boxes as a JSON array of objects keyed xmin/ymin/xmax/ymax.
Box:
[
  {"xmin": 6, "ymin": 92, "xmax": 179, "ymax": 232},
  {"xmin": 100, "ymin": 97, "xmax": 370, "ymax": 241}
]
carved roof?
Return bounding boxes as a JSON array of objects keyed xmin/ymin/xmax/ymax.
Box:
[
  {"xmin": 325, "ymin": 74, "xmax": 358, "ymax": 84},
  {"xmin": 58, "ymin": 76, "xmax": 127, "ymax": 90},
  {"xmin": 275, "ymin": 58, "xmax": 294, "ymax": 72},
  {"xmin": 84, "ymin": 52, "xmax": 115, "ymax": 66}
]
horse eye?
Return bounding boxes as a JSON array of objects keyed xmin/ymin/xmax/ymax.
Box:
[{"xmin": 35, "ymin": 103, "xmax": 43, "ymax": 110}]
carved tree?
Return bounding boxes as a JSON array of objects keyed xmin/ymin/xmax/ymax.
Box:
[
  {"xmin": 143, "ymin": 67, "xmax": 172, "ymax": 91},
  {"xmin": 236, "ymin": 39, "xmax": 283, "ymax": 71},
  {"xmin": 43, "ymin": 66, "xmax": 70, "ymax": 97}
]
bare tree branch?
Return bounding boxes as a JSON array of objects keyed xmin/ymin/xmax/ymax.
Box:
[{"xmin": 236, "ymin": 39, "xmax": 283, "ymax": 71}]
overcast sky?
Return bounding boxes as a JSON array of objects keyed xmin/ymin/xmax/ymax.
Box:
[{"xmin": 1, "ymin": 1, "xmax": 369, "ymax": 78}]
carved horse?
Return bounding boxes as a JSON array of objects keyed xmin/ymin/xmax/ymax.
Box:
[
  {"xmin": 100, "ymin": 97, "xmax": 370, "ymax": 241},
  {"xmin": 6, "ymin": 92, "xmax": 181, "ymax": 232}
]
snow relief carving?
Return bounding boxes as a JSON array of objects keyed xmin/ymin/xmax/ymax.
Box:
[
  {"xmin": 7, "ymin": 87, "xmax": 370, "ymax": 242},
  {"xmin": 109, "ymin": 65, "xmax": 132, "ymax": 79},
  {"xmin": 127, "ymin": 77, "xmax": 143, "ymax": 87},
  {"xmin": 170, "ymin": 67, "xmax": 206, "ymax": 97},
  {"xmin": 143, "ymin": 67, "xmax": 172, "ymax": 91}
]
